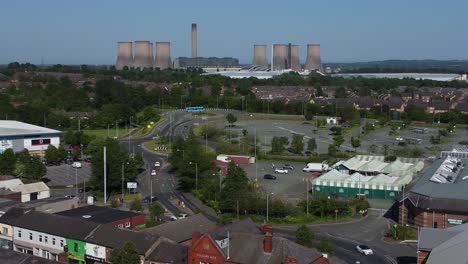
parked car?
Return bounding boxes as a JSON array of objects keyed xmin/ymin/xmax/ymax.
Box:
[
  {"xmin": 71, "ymin": 162, "xmax": 82, "ymax": 168},
  {"xmin": 84, "ymin": 157, "xmax": 91, "ymax": 163},
  {"xmin": 65, "ymin": 195, "xmax": 75, "ymax": 199},
  {"xmin": 178, "ymin": 213, "xmax": 188, "ymax": 219},
  {"xmin": 263, "ymin": 174, "xmax": 277, "ymax": 180},
  {"xmin": 356, "ymin": 245, "xmax": 373, "ymax": 255},
  {"xmin": 142, "ymin": 196, "xmax": 158, "ymax": 203},
  {"xmin": 151, "ymin": 170, "xmax": 157, "ymax": 176},
  {"xmin": 154, "ymin": 161, "xmax": 161, "ymax": 167},
  {"xmin": 40, "ymin": 177, "xmax": 51, "ymax": 184},
  {"xmin": 283, "ymin": 164, "xmax": 294, "ymax": 170},
  {"xmin": 78, "ymin": 187, "xmax": 92, "ymax": 193},
  {"xmin": 274, "ymin": 168, "xmax": 288, "ymax": 174},
  {"xmin": 170, "ymin": 215, "xmax": 178, "ymax": 221}
]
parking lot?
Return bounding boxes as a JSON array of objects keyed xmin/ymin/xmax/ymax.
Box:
[
  {"xmin": 44, "ymin": 162, "xmax": 92, "ymax": 187},
  {"xmin": 242, "ymin": 160, "xmax": 317, "ymax": 201}
]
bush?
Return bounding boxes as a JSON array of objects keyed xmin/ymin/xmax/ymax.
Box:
[
  {"xmin": 388, "ymin": 224, "xmax": 415, "ymax": 240},
  {"xmin": 317, "ymin": 237, "xmax": 334, "ymax": 256},
  {"xmin": 459, "ymin": 141, "xmax": 468, "ymax": 145},
  {"xmin": 384, "ymin": 155, "xmax": 397, "ymax": 162},
  {"xmin": 129, "ymin": 198, "xmax": 143, "ymax": 212}
]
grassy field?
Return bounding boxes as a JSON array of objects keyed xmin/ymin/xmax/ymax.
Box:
[
  {"xmin": 132, "ymin": 118, "xmax": 166, "ymax": 139},
  {"xmin": 83, "ymin": 127, "xmax": 136, "ymax": 139},
  {"xmin": 143, "ymin": 139, "xmax": 172, "ymax": 155}
]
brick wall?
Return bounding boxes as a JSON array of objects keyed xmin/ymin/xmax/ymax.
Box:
[{"xmin": 418, "ymin": 250, "xmax": 430, "ymax": 264}]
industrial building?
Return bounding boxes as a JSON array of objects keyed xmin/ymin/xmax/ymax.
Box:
[
  {"xmin": 133, "ymin": 41, "xmax": 153, "ymax": 69},
  {"xmin": 304, "ymin": 44, "xmax": 321, "ymax": 71},
  {"xmin": 115, "ymin": 41, "xmax": 133, "ymax": 70},
  {"xmin": 0, "ymin": 120, "xmax": 62, "ymax": 156},
  {"xmin": 253, "ymin": 44, "xmax": 268, "ymax": 66},
  {"xmin": 154, "ymin": 42, "xmax": 172, "ymax": 69},
  {"xmin": 398, "ymin": 153, "xmax": 468, "ymax": 229},
  {"xmin": 311, "ymin": 155, "xmax": 424, "ymax": 200},
  {"xmin": 173, "ymin": 57, "xmax": 239, "ymax": 69}
]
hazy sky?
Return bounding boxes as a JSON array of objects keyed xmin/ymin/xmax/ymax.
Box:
[{"xmin": 1, "ymin": 0, "xmax": 467, "ymax": 64}]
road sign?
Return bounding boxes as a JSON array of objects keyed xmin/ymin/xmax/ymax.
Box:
[{"xmin": 127, "ymin": 182, "xmax": 137, "ymax": 189}]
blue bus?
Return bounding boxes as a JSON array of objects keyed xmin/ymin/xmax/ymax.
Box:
[{"xmin": 185, "ymin": 106, "xmax": 205, "ymax": 113}]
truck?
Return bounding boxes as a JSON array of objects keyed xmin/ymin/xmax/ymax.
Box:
[{"xmin": 302, "ymin": 162, "xmax": 329, "ymax": 172}]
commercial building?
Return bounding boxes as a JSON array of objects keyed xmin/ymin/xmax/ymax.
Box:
[
  {"xmin": 398, "ymin": 155, "xmax": 468, "ymax": 229},
  {"xmin": 418, "ymin": 223, "xmax": 468, "ymax": 264},
  {"xmin": 188, "ymin": 218, "xmax": 329, "ymax": 264},
  {"xmin": 0, "ymin": 178, "xmax": 50, "ymax": 203},
  {"xmin": 0, "ymin": 120, "xmax": 62, "ymax": 155},
  {"xmin": 55, "ymin": 205, "xmax": 145, "ymax": 230},
  {"xmin": 173, "ymin": 57, "xmax": 239, "ymax": 69},
  {"xmin": 311, "ymin": 155, "xmax": 424, "ymax": 200}
]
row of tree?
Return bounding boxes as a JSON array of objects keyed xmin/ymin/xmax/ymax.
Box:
[{"xmin": 0, "ymin": 149, "xmax": 46, "ymax": 180}]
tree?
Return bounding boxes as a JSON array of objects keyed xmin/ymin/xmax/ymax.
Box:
[
  {"xmin": 291, "ymin": 134, "xmax": 304, "ymax": 154},
  {"xmin": 24, "ymin": 156, "xmax": 46, "ymax": 180},
  {"xmin": 0, "ymin": 149, "xmax": 16, "ymax": 175},
  {"xmin": 220, "ymin": 162, "xmax": 249, "ymax": 213},
  {"xmin": 317, "ymin": 237, "xmax": 334, "ymax": 256},
  {"xmin": 328, "ymin": 144, "xmax": 338, "ymax": 156},
  {"xmin": 45, "ymin": 145, "xmax": 59, "ymax": 163},
  {"xmin": 18, "ymin": 149, "xmax": 31, "ymax": 164},
  {"xmin": 149, "ymin": 203, "xmax": 165, "ymax": 219},
  {"xmin": 226, "ymin": 113, "xmax": 237, "ymax": 126},
  {"xmin": 330, "ymin": 126, "xmax": 342, "ymax": 135},
  {"xmin": 242, "ymin": 129, "xmax": 248, "ymax": 137},
  {"xmin": 296, "ymin": 224, "xmax": 314, "ymax": 248},
  {"xmin": 307, "ymin": 138, "xmax": 317, "ymax": 154},
  {"xmin": 351, "ymin": 136, "xmax": 361, "ymax": 150},
  {"xmin": 368, "ymin": 144, "xmax": 378, "ymax": 154},
  {"xmin": 271, "ymin": 136, "xmax": 289, "ymax": 154},
  {"xmin": 109, "ymin": 241, "xmax": 140, "ymax": 264},
  {"xmin": 129, "ymin": 198, "xmax": 143, "ymax": 212},
  {"xmin": 382, "ymin": 144, "xmax": 389, "ymax": 156},
  {"xmin": 333, "ymin": 135, "xmax": 344, "ymax": 147}
]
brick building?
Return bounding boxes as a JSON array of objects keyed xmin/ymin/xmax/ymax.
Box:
[
  {"xmin": 55, "ymin": 205, "xmax": 145, "ymax": 229},
  {"xmin": 398, "ymin": 155, "xmax": 468, "ymax": 229}
]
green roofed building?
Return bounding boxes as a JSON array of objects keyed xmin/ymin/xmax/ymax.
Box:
[{"xmin": 311, "ymin": 155, "xmax": 424, "ymax": 200}]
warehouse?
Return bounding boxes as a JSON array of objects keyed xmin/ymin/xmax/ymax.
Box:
[
  {"xmin": 311, "ymin": 155, "xmax": 424, "ymax": 200},
  {"xmin": 0, "ymin": 120, "xmax": 62, "ymax": 155}
]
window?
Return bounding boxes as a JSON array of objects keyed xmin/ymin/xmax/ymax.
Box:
[
  {"xmin": 29, "ymin": 233, "xmax": 33, "ymax": 240},
  {"xmin": 18, "ymin": 230, "xmax": 21, "ymax": 238},
  {"xmin": 124, "ymin": 222, "xmax": 131, "ymax": 228},
  {"xmin": 2, "ymin": 227, "xmax": 7, "ymax": 235},
  {"xmin": 44, "ymin": 236, "xmax": 48, "ymax": 243},
  {"xmin": 74, "ymin": 243, "xmax": 78, "ymax": 252},
  {"xmin": 52, "ymin": 238, "xmax": 56, "ymax": 245},
  {"xmin": 39, "ymin": 235, "xmax": 42, "ymax": 242},
  {"xmin": 60, "ymin": 240, "xmax": 64, "ymax": 247}
]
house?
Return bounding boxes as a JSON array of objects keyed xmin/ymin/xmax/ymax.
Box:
[
  {"xmin": 0, "ymin": 248, "xmax": 60, "ymax": 264},
  {"xmin": 427, "ymin": 100, "xmax": 451, "ymax": 114},
  {"xmin": 418, "ymin": 223, "xmax": 468, "ymax": 264},
  {"xmin": 8, "ymin": 182, "xmax": 50, "ymax": 203},
  {"xmin": 188, "ymin": 219, "xmax": 328, "ymax": 264},
  {"xmin": 55, "ymin": 205, "xmax": 145, "ymax": 229},
  {"xmin": 456, "ymin": 102, "xmax": 468, "ymax": 114},
  {"xmin": 145, "ymin": 239, "xmax": 188, "ymax": 264},
  {"xmin": 145, "ymin": 214, "xmax": 217, "ymax": 245}
]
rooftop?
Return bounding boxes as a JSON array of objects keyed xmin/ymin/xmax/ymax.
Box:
[
  {"xmin": 0, "ymin": 120, "xmax": 62, "ymax": 137},
  {"xmin": 9, "ymin": 182, "xmax": 49, "ymax": 194},
  {"xmin": 419, "ymin": 224, "xmax": 468, "ymax": 264},
  {"xmin": 0, "ymin": 248, "xmax": 60, "ymax": 264},
  {"xmin": 56, "ymin": 205, "xmax": 143, "ymax": 224}
]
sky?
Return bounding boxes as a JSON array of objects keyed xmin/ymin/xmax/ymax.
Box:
[{"xmin": 0, "ymin": 0, "xmax": 467, "ymax": 65}]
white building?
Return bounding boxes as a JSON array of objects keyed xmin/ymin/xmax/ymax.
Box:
[
  {"xmin": 13, "ymin": 226, "xmax": 66, "ymax": 261},
  {"xmin": 9, "ymin": 182, "xmax": 50, "ymax": 202},
  {"xmin": 0, "ymin": 120, "xmax": 62, "ymax": 155}
]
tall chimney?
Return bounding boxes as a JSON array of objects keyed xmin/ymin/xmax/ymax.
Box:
[
  {"xmin": 305, "ymin": 44, "xmax": 321, "ymax": 71},
  {"xmin": 115, "ymin": 42, "xmax": 133, "ymax": 70},
  {"xmin": 253, "ymin": 44, "xmax": 268, "ymax": 67},
  {"xmin": 154, "ymin": 42, "xmax": 171, "ymax": 70},
  {"xmin": 191, "ymin": 23, "xmax": 197, "ymax": 58},
  {"xmin": 287, "ymin": 43, "xmax": 292, "ymax": 69}
]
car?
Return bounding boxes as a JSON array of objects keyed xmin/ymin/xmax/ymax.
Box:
[
  {"xmin": 356, "ymin": 245, "xmax": 373, "ymax": 255},
  {"xmin": 65, "ymin": 195, "xmax": 75, "ymax": 199},
  {"xmin": 151, "ymin": 170, "xmax": 157, "ymax": 176},
  {"xmin": 274, "ymin": 168, "xmax": 288, "ymax": 174},
  {"xmin": 71, "ymin": 162, "xmax": 82, "ymax": 168},
  {"xmin": 84, "ymin": 157, "xmax": 91, "ymax": 163},
  {"xmin": 78, "ymin": 186, "xmax": 92, "ymax": 193},
  {"xmin": 178, "ymin": 213, "xmax": 188, "ymax": 219},
  {"xmin": 170, "ymin": 215, "xmax": 178, "ymax": 221},
  {"xmin": 283, "ymin": 164, "xmax": 294, "ymax": 170},
  {"xmin": 395, "ymin": 137, "xmax": 404, "ymax": 141},
  {"xmin": 263, "ymin": 174, "xmax": 277, "ymax": 180},
  {"xmin": 142, "ymin": 196, "xmax": 158, "ymax": 203},
  {"xmin": 154, "ymin": 161, "xmax": 161, "ymax": 167},
  {"xmin": 40, "ymin": 177, "xmax": 51, "ymax": 184}
]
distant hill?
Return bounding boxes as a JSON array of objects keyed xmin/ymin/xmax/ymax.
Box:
[{"xmin": 324, "ymin": 60, "xmax": 468, "ymax": 73}]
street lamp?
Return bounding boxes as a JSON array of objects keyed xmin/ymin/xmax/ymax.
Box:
[
  {"xmin": 189, "ymin": 162, "xmax": 198, "ymax": 190},
  {"xmin": 334, "ymin": 209, "xmax": 338, "ymax": 222},
  {"xmin": 393, "ymin": 224, "xmax": 398, "ymax": 239},
  {"xmin": 176, "ymin": 149, "xmax": 185, "ymax": 159}
]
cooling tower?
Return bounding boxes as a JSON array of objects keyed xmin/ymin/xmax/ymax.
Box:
[
  {"xmin": 290, "ymin": 45, "xmax": 301, "ymax": 71},
  {"xmin": 191, "ymin": 23, "xmax": 197, "ymax": 58},
  {"xmin": 154, "ymin": 42, "xmax": 171, "ymax": 69},
  {"xmin": 273, "ymin": 44, "xmax": 288, "ymax": 70},
  {"xmin": 134, "ymin": 41, "xmax": 153, "ymax": 69},
  {"xmin": 305, "ymin": 44, "xmax": 321, "ymax": 71},
  {"xmin": 253, "ymin": 44, "xmax": 267, "ymax": 66},
  {"xmin": 115, "ymin": 42, "xmax": 133, "ymax": 70}
]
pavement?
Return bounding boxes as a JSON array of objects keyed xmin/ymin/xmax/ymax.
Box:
[{"xmin": 44, "ymin": 162, "xmax": 91, "ymax": 186}]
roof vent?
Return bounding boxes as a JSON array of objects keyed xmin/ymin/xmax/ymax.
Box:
[{"xmin": 82, "ymin": 215, "xmax": 92, "ymax": 219}]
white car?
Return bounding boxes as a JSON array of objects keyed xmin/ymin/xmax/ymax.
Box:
[
  {"xmin": 274, "ymin": 168, "xmax": 288, "ymax": 174},
  {"xmin": 170, "ymin": 215, "xmax": 178, "ymax": 221},
  {"xmin": 356, "ymin": 245, "xmax": 373, "ymax": 255},
  {"xmin": 71, "ymin": 162, "xmax": 82, "ymax": 168},
  {"xmin": 151, "ymin": 170, "xmax": 157, "ymax": 176},
  {"xmin": 178, "ymin": 213, "xmax": 188, "ymax": 219},
  {"xmin": 395, "ymin": 137, "xmax": 404, "ymax": 141}
]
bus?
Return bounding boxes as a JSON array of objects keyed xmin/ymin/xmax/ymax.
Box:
[{"xmin": 185, "ymin": 106, "xmax": 205, "ymax": 113}]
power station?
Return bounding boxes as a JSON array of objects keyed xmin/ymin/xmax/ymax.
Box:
[
  {"xmin": 305, "ymin": 44, "xmax": 321, "ymax": 71},
  {"xmin": 253, "ymin": 45, "xmax": 267, "ymax": 66},
  {"xmin": 154, "ymin": 42, "xmax": 171, "ymax": 69},
  {"xmin": 115, "ymin": 42, "xmax": 133, "ymax": 70}
]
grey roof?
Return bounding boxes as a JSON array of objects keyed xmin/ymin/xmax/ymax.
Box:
[
  {"xmin": 418, "ymin": 228, "xmax": 461, "ymax": 250},
  {"xmin": 410, "ymin": 158, "xmax": 468, "ymax": 201},
  {"xmin": 0, "ymin": 120, "xmax": 62, "ymax": 137},
  {"xmin": 421, "ymin": 224, "xmax": 468, "ymax": 264},
  {"xmin": 56, "ymin": 205, "xmax": 143, "ymax": 224},
  {"xmin": 0, "ymin": 248, "xmax": 60, "ymax": 264},
  {"xmin": 144, "ymin": 213, "xmax": 217, "ymax": 243},
  {"xmin": 147, "ymin": 240, "xmax": 188, "ymax": 264}
]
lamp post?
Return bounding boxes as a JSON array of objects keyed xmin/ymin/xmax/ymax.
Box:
[
  {"xmin": 334, "ymin": 209, "xmax": 338, "ymax": 222},
  {"xmin": 190, "ymin": 162, "xmax": 198, "ymax": 190},
  {"xmin": 394, "ymin": 224, "xmax": 398, "ymax": 239}
]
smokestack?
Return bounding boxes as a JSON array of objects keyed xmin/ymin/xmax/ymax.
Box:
[
  {"xmin": 273, "ymin": 44, "xmax": 287, "ymax": 70},
  {"xmin": 191, "ymin": 23, "xmax": 197, "ymax": 58},
  {"xmin": 305, "ymin": 44, "xmax": 321, "ymax": 71},
  {"xmin": 134, "ymin": 41, "xmax": 153, "ymax": 69},
  {"xmin": 154, "ymin": 42, "xmax": 171, "ymax": 70},
  {"xmin": 253, "ymin": 44, "xmax": 267, "ymax": 66},
  {"xmin": 115, "ymin": 42, "xmax": 133, "ymax": 70},
  {"xmin": 287, "ymin": 43, "xmax": 292, "ymax": 69},
  {"xmin": 290, "ymin": 45, "xmax": 301, "ymax": 71}
]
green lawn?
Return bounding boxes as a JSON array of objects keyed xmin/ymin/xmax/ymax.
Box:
[{"xmin": 82, "ymin": 127, "xmax": 136, "ymax": 139}]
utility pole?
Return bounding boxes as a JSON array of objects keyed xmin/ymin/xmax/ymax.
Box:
[
  {"xmin": 121, "ymin": 163, "xmax": 124, "ymax": 199},
  {"xmin": 266, "ymin": 193, "xmax": 270, "ymax": 223},
  {"xmin": 104, "ymin": 146, "xmax": 107, "ymax": 204},
  {"xmin": 75, "ymin": 167, "xmax": 78, "ymax": 197},
  {"xmin": 306, "ymin": 180, "xmax": 309, "ymax": 217}
]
